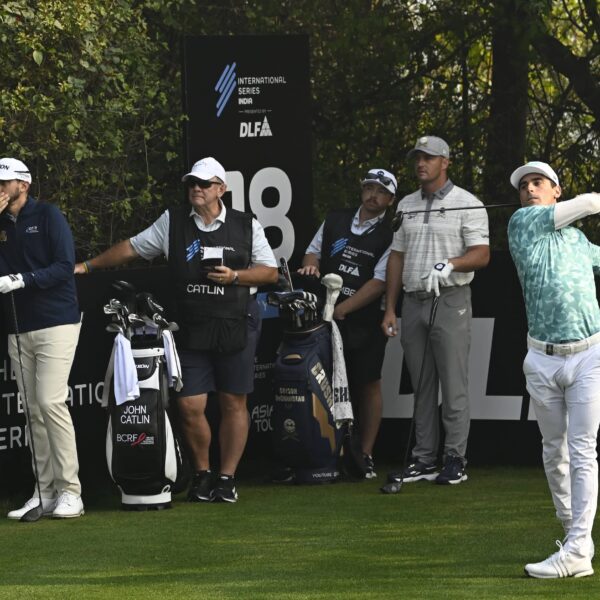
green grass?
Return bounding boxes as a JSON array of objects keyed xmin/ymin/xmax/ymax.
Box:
[{"xmin": 0, "ymin": 467, "xmax": 597, "ymax": 599}]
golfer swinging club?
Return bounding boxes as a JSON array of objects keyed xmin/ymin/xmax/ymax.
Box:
[{"xmin": 508, "ymin": 161, "xmax": 600, "ymax": 578}]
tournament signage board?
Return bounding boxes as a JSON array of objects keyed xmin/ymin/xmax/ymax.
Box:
[{"xmin": 182, "ymin": 35, "xmax": 314, "ymax": 264}]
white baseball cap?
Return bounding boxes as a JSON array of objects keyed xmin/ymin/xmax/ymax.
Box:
[
  {"xmin": 0, "ymin": 158, "xmax": 32, "ymax": 183},
  {"xmin": 181, "ymin": 157, "xmax": 226, "ymax": 184},
  {"xmin": 361, "ymin": 168, "xmax": 397, "ymax": 194},
  {"xmin": 407, "ymin": 136, "xmax": 450, "ymax": 159},
  {"xmin": 510, "ymin": 161, "xmax": 559, "ymax": 189}
]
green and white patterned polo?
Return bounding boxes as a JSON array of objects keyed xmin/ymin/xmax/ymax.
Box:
[{"xmin": 508, "ymin": 205, "xmax": 600, "ymax": 342}]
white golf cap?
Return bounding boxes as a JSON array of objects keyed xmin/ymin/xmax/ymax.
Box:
[
  {"xmin": 181, "ymin": 157, "xmax": 226, "ymax": 184},
  {"xmin": 0, "ymin": 158, "xmax": 32, "ymax": 183},
  {"xmin": 361, "ymin": 168, "xmax": 397, "ymax": 194},
  {"xmin": 407, "ymin": 136, "xmax": 450, "ymax": 159},
  {"xmin": 510, "ymin": 161, "xmax": 559, "ymax": 189}
]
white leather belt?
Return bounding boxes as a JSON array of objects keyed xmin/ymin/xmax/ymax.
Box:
[{"xmin": 527, "ymin": 331, "xmax": 600, "ymax": 356}]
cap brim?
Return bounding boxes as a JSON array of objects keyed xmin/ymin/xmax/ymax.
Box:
[
  {"xmin": 406, "ymin": 147, "xmax": 446, "ymax": 159},
  {"xmin": 181, "ymin": 170, "xmax": 214, "ymax": 182},
  {"xmin": 509, "ymin": 166, "xmax": 558, "ymax": 189},
  {"xmin": 361, "ymin": 178, "xmax": 395, "ymax": 194}
]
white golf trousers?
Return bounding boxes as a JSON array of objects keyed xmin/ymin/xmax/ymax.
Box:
[
  {"xmin": 8, "ymin": 322, "xmax": 82, "ymax": 498},
  {"xmin": 524, "ymin": 343, "xmax": 600, "ymax": 559}
]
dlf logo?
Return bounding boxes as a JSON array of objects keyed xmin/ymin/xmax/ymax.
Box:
[{"xmin": 239, "ymin": 116, "xmax": 273, "ymax": 138}]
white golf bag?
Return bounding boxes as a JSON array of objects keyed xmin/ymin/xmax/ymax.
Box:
[{"xmin": 101, "ymin": 282, "xmax": 184, "ymax": 510}]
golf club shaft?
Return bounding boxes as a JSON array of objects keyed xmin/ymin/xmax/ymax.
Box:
[
  {"xmin": 383, "ymin": 295, "xmax": 439, "ymax": 493},
  {"xmin": 391, "ymin": 202, "xmax": 520, "ymax": 231},
  {"xmin": 10, "ymin": 292, "xmax": 43, "ymax": 507}
]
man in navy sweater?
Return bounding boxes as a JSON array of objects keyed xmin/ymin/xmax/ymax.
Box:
[{"xmin": 0, "ymin": 158, "xmax": 84, "ymax": 519}]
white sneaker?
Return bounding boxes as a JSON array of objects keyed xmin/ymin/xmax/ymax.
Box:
[
  {"xmin": 7, "ymin": 496, "xmax": 57, "ymax": 520},
  {"xmin": 525, "ymin": 540, "xmax": 594, "ymax": 578},
  {"xmin": 52, "ymin": 492, "xmax": 84, "ymax": 519}
]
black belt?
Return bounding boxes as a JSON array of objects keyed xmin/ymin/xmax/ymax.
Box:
[{"xmin": 404, "ymin": 286, "xmax": 459, "ymax": 301}]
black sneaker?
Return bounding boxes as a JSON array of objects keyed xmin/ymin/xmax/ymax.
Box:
[
  {"xmin": 435, "ymin": 455, "xmax": 468, "ymax": 485},
  {"xmin": 388, "ymin": 459, "xmax": 439, "ymax": 483},
  {"xmin": 363, "ymin": 454, "xmax": 377, "ymax": 479},
  {"xmin": 211, "ymin": 474, "xmax": 238, "ymax": 503},
  {"xmin": 187, "ymin": 470, "xmax": 213, "ymax": 502}
]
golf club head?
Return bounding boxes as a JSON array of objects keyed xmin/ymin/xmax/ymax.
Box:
[
  {"xmin": 112, "ymin": 280, "xmax": 137, "ymax": 314},
  {"xmin": 276, "ymin": 273, "xmax": 291, "ymax": 292},
  {"xmin": 321, "ymin": 273, "xmax": 343, "ymax": 291},
  {"xmin": 279, "ymin": 257, "xmax": 294, "ymax": 291},
  {"xmin": 136, "ymin": 292, "xmax": 164, "ymax": 319},
  {"xmin": 20, "ymin": 503, "xmax": 44, "ymax": 522},
  {"xmin": 321, "ymin": 273, "xmax": 343, "ymax": 322},
  {"xmin": 380, "ymin": 480, "xmax": 403, "ymax": 494}
]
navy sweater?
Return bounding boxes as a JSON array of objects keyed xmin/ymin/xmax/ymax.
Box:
[{"xmin": 0, "ymin": 196, "xmax": 80, "ymax": 333}]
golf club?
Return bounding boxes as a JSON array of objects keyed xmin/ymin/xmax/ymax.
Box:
[
  {"xmin": 381, "ymin": 295, "xmax": 440, "ymax": 494},
  {"xmin": 390, "ymin": 202, "xmax": 520, "ymax": 232},
  {"xmin": 279, "ymin": 257, "xmax": 294, "ymax": 291},
  {"xmin": 10, "ymin": 292, "xmax": 44, "ymax": 522},
  {"xmin": 321, "ymin": 273, "xmax": 343, "ymax": 322}
]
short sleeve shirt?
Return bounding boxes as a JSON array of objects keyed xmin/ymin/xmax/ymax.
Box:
[
  {"xmin": 508, "ymin": 205, "xmax": 600, "ymax": 342},
  {"xmin": 391, "ymin": 184, "xmax": 489, "ymax": 291}
]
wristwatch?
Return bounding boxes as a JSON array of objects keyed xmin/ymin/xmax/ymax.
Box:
[
  {"xmin": 232, "ymin": 271, "xmax": 240, "ymax": 285},
  {"xmin": 434, "ymin": 262, "xmax": 446, "ymax": 271}
]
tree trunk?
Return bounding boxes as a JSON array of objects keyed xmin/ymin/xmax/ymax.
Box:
[{"xmin": 484, "ymin": 0, "xmax": 535, "ymax": 205}]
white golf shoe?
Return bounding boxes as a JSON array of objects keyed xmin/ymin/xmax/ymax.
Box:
[
  {"xmin": 525, "ymin": 540, "xmax": 594, "ymax": 579},
  {"xmin": 52, "ymin": 492, "xmax": 84, "ymax": 519},
  {"xmin": 7, "ymin": 495, "xmax": 57, "ymax": 519}
]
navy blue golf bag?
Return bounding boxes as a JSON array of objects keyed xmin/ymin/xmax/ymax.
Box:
[{"xmin": 271, "ymin": 322, "xmax": 343, "ymax": 483}]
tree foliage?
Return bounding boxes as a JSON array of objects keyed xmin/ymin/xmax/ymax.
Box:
[
  {"xmin": 0, "ymin": 0, "xmax": 187, "ymax": 257},
  {"xmin": 1, "ymin": 0, "xmax": 599, "ymax": 252}
]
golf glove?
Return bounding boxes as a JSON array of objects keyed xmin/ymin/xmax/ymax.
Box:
[
  {"xmin": 0, "ymin": 274, "xmax": 24, "ymax": 294},
  {"xmin": 422, "ymin": 260, "xmax": 454, "ymax": 297}
]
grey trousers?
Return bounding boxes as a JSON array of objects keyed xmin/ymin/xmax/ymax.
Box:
[{"xmin": 400, "ymin": 286, "xmax": 472, "ymax": 464}]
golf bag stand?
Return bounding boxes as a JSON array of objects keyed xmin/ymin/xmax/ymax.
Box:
[
  {"xmin": 104, "ymin": 336, "xmax": 181, "ymax": 510},
  {"xmin": 271, "ymin": 322, "xmax": 343, "ymax": 484}
]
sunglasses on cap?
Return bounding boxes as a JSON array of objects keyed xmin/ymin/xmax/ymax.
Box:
[
  {"xmin": 364, "ymin": 171, "xmax": 395, "ymax": 189},
  {"xmin": 185, "ymin": 177, "xmax": 221, "ymax": 189}
]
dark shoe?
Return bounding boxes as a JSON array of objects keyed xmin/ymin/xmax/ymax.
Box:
[
  {"xmin": 435, "ymin": 455, "xmax": 468, "ymax": 485},
  {"xmin": 187, "ymin": 470, "xmax": 213, "ymax": 502},
  {"xmin": 388, "ymin": 459, "xmax": 439, "ymax": 483},
  {"xmin": 363, "ymin": 454, "xmax": 377, "ymax": 479},
  {"xmin": 211, "ymin": 474, "xmax": 238, "ymax": 503}
]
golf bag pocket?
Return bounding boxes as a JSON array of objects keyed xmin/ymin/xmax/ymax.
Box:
[{"xmin": 272, "ymin": 324, "xmax": 342, "ymax": 471}]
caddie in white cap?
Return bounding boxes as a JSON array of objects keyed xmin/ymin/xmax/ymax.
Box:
[
  {"xmin": 298, "ymin": 165, "xmax": 398, "ymax": 478},
  {"xmin": 382, "ymin": 134, "xmax": 490, "ymax": 487},
  {"xmin": 75, "ymin": 156, "xmax": 278, "ymax": 504},
  {"xmin": 508, "ymin": 160, "xmax": 600, "ymax": 578},
  {"xmin": 181, "ymin": 156, "xmax": 227, "ymax": 185}
]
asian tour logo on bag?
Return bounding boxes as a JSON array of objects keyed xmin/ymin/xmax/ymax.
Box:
[{"xmin": 215, "ymin": 62, "xmax": 237, "ymax": 118}]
